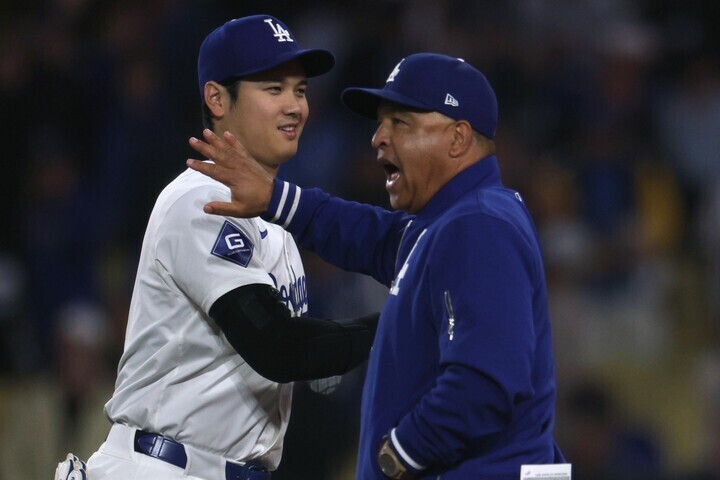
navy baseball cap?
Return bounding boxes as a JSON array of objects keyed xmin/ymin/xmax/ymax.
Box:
[
  {"xmin": 198, "ymin": 15, "xmax": 335, "ymax": 96},
  {"xmin": 342, "ymin": 53, "xmax": 498, "ymax": 139}
]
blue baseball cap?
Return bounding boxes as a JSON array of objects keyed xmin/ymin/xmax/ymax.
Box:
[
  {"xmin": 342, "ymin": 53, "xmax": 498, "ymax": 139},
  {"xmin": 198, "ymin": 15, "xmax": 335, "ymax": 96}
]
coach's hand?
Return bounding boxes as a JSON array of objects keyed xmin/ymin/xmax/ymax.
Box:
[{"xmin": 187, "ymin": 129, "xmax": 273, "ymax": 217}]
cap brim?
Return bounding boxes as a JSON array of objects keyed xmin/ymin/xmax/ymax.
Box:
[
  {"xmin": 294, "ymin": 48, "xmax": 335, "ymax": 78},
  {"xmin": 342, "ymin": 88, "xmax": 432, "ymax": 120},
  {"xmin": 235, "ymin": 48, "xmax": 335, "ymax": 80}
]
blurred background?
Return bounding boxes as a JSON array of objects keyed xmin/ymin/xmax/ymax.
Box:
[{"xmin": 1, "ymin": 0, "xmax": 719, "ymax": 478}]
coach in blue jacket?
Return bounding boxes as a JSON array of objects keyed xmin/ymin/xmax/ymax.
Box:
[{"xmin": 188, "ymin": 53, "xmax": 566, "ymax": 480}]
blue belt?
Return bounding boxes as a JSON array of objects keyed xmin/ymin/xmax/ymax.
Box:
[{"xmin": 134, "ymin": 430, "xmax": 271, "ymax": 480}]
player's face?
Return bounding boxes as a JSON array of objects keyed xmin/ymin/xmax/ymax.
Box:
[
  {"xmin": 223, "ymin": 61, "xmax": 309, "ymax": 170},
  {"xmin": 372, "ymin": 103, "xmax": 457, "ymax": 213}
]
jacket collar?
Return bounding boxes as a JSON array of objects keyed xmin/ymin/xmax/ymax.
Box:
[{"xmin": 415, "ymin": 155, "xmax": 501, "ymax": 221}]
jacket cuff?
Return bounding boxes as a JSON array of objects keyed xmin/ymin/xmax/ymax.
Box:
[
  {"xmin": 389, "ymin": 428, "xmax": 427, "ymax": 476},
  {"xmin": 261, "ymin": 179, "xmax": 302, "ymax": 227}
]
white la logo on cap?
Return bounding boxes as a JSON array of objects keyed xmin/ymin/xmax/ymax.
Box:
[
  {"xmin": 386, "ymin": 59, "xmax": 404, "ymax": 83},
  {"xmin": 264, "ymin": 18, "xmax": 294, "ymax": 42}
]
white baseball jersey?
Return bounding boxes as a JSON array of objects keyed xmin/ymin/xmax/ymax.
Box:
[{"xmin": 104, "ymin": 167, "xmax": 307, "ymax": 470}]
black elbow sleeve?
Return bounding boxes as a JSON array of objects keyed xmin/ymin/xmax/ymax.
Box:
[
  {"xmin": 210, "ymin": 284, "xmax": 379, "ymax": 382},
  {"xmin": 210, "ymin": 284, "xmax": 292, "ymax": 381}
]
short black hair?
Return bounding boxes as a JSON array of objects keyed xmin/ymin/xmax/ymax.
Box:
[{"xmin": 201, "ymin": 76, "xmax": 243, "ymax": 131}]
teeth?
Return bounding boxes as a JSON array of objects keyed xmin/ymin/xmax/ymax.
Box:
[{"xmin": 279, "ymin": 126, "xmax": 296, "ymax": 132}]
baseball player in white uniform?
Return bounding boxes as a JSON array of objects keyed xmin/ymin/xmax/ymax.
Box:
[{"xmin": 74, "ymin": 15, "xmax": 378, "ymax": 480}]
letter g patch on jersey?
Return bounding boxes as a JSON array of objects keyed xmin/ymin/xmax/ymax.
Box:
[{"xmin": 212, "ymin": 221, "xmax": 254, "ymax": 267}]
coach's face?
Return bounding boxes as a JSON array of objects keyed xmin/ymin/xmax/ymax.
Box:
[
  {"xmin": 220, "ymin": 60, "xmax": 309, "ymax": 171},
  {"xmin": 372, "ymin": 102, "xmax": 457, "ymax": 213}
]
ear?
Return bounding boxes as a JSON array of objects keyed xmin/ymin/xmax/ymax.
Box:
[
  {"xmin": 203, "ymin": 81, "xmax": 226, "ymax": 119},
  {"xmin": 448, "ymin": 120, "xmax": 474, "ymax": 158}
]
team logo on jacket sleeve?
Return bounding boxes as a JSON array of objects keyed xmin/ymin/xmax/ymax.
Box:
[{"xmin": 212, "ymin": 221, "xmax": 254, "ymax": 267}]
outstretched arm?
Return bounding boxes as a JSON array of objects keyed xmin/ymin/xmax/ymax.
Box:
[
  {"xmin": 187, "ymin": 129, "xmax": 274, "ymax": 217},
  {"xmin": 211, "ymin": 283, "xmax": 379, "ymax": 382},
  {"xmin": 188, "ymin": 128, "xmax": 408, "ymax": 285}
]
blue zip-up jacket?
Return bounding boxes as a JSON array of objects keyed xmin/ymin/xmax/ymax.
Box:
[{"xmin": 263, "ymin": 156, "xmax": 564, "ymax": 479}]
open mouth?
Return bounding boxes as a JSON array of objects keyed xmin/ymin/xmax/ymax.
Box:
[
  {"xmin": 383, "ymin": 163, "xmax": 399, "ymax": 175},
  {"xmin": 382, "ymin": 162, "xmax": 401, "ymax": 185}
]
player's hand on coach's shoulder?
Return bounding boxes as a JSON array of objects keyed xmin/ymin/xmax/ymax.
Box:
[{"xmin": 187, "ymin": 129, "xmax": 274, "ymax": 218}]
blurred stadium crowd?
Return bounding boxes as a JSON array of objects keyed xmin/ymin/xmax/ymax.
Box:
[{"xmin": 1, "ymin": 0, "xmax": 719, "ymax": 479}]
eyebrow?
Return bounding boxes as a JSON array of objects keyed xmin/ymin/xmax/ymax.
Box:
[{"xmin": 379, "ymin": 103, "xmax": 429, "ymax": 115}]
